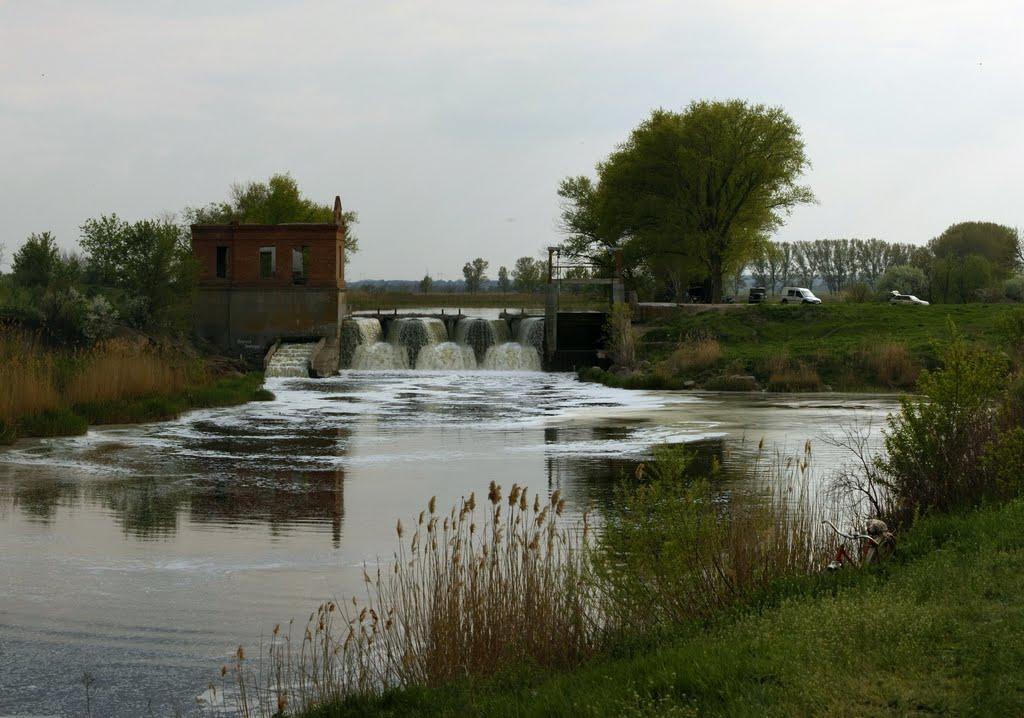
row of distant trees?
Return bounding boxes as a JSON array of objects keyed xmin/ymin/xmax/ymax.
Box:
[
  {"xmin": 416, "ymin": 256, "xmax": 550, "ymax": 295},
  {"xmin": 742, "ymin": 223, "xmax": 1021, "ymax": 303}
]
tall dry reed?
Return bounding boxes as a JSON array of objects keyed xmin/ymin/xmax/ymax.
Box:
[
  {"xmin": 220, "ymin": 447, "xmax": 859, "ymax": 717},
  {"xmin": 0, "ymin": 330, "xmax": 201, "ymax": 430},
  {"xmin": 66, "ymin": 338, "xmax": 195, "ymax": 405},
  {"xmin": 225, "ymin": 485, "xmax": 599, "ymax": 717},
  {"xmin": 0, "ymin": 330, "xmax": 60, "ymax": 424}
]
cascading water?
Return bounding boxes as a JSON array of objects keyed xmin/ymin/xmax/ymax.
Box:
[
  {"xmin": 482, "ymin": 342, "xmax": 542, "ymax": 371},
  {"xmin": 387, "ymin": 317, "xmax": 448, "ymax": 367},
  {"xmin": 266, "ymin": 342, "xmax": 318, "ymax": 377},
  {"xmin": 454, "ymin": 317, "xmax": 510, "ymax": 364},
  {"xmin": 344, "ymin": 314, "xmax": 542, "ymax": 372},
  {"xmin": 351, "ymin": 342, "xmax": 409, "ymax": 370},
  {"xmin": 415, "ymin": 342, "xmax": 478, "ymax": 370},
  {"xmin": 340, "ymin": 317, "xmax": 383, "ymax": 368},
  {"xmin": 516, "ymin": 317, "xmax": 545, "ymax": 356}
]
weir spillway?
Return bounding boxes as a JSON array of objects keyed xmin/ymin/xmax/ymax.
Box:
[{"xmin": 341, "ymin": 313, "xmax": 545, "ymax": 371}]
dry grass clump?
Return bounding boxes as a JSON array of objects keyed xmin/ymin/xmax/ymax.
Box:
[
  {"xmin": 65, "ymin": 339, "xmax": 195, "ymax": 405},
  {"xmin": 226, "ymin": 485, "xmax": 599, "ymax": 717},
  {"xmin": 657, "ymin": 338, "xmax": 722, "ymax": 377},
  {"xmin": 0, "ymin": 330, "xmax": 60, "ymax": 424},
  {"xmin": 765, "ymin": 354, "xmax": 824, "ymax": 392},
  {"xmin": 859, "ymin": 342, "xmax": 919, "ymax": 389}
]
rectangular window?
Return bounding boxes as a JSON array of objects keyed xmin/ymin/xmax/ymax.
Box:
[
  {"xmin": 259, "ymin": 247, "xmax": 276, "ymax": 279},
  {"xmin": 215, "ymin": 246, "xmax": 229, "ymax": 279},
  {"xmin": 292, "ymin": 246, "xmax": 309, "ymax": 284}
]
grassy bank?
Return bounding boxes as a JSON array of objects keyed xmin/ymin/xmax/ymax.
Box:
[
  {"xmin": 592, "ymin": 303, "xmax": 1023, "ymax": 392},
  {"xmin": 302, "ymin": 498, "xmax": 1024, "ymax": 717},
  {"xmin": 0, "ymin": 332, "xmax": 272, "ymax": 443}
]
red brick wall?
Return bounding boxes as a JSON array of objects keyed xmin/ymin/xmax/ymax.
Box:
[{"xmin": 192, "ymin": 224, "xmax": 346, "ymax": 289}]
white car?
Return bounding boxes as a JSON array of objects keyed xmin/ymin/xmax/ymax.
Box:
[
  {"xmin": 889, "ymin": 290, "xmax": 929, "ymax": 306},
  {"xmin": 780, "ymin": 286, "xmax": 822, "ymax": 304}
]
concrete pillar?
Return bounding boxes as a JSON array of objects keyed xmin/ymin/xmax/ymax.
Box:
[{"xmin": 545, "ymin": 283, "xmax": 558, "ymax": 363}]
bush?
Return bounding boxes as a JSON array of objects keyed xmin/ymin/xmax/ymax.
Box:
[
  {"xmin": 844, "ymin": 281, "xmax": 872, "ymax": 303},
  {"xmin": 1005, "ymin": 275, "xmax": 1024, "ymax": 302},
  {"xmin": 594, "ymin": 446, "xmax": 831, "ymax": 629},
  {"xmin": 605, "ymin": 303, "xmax": 636, "ymax": 369},
  {"xmin": 877, "ymin": 264, "xmax": 927, "ymax": 296},
  {"xmin": 879, "ymin": 328, "xmax": 1008, "ymax": 518}
]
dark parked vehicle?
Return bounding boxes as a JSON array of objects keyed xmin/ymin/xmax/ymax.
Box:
[{"xmin": 748, "ymin": 286, "xmax": 767, "ymax": 304}]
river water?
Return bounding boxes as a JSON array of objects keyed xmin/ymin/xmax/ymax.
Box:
[{"xmin": 0, "ymin": 371, "xmax": 899, "ymax": 717}]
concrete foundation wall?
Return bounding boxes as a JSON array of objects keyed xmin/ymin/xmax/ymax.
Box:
[{"xmin": 195, "ymin": 287, "xmax": 346, "ymax": 350}]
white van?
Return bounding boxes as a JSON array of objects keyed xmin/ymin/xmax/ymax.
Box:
[{"xmin": 780, "ymin": 287, "xmax": 821, "ymax": 304}]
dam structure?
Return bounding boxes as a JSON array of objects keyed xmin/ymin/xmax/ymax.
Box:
[
  {"xmin": 190, "ymin": 195, "xmax": 612, "ymax": 376},
  {"xmin": 342, "ymin": 313, "xmax": 544, "ymax": 371}
]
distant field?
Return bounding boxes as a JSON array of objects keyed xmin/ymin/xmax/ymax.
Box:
[{"xmin": 347, "ymin": 290, "xmax": 607, "ymax": 311}]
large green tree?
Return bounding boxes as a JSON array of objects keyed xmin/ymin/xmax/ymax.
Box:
[
  {"xmin": 564, "ymin": 101, "xmax": 814, "ymax": 302},
  {"xmin": 462, "ymin": 258, "xmax": 489, "ymax": 293},
  {"xmin": 186, "ymin": 173, "xmax": 360, "ymax": 258},
  {"xmin": 929, "ymin": 222, "xmax": 1019, "ymax": 279}
]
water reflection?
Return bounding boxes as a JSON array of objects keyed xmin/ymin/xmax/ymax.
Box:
[{"xmin": 0, "ymin": 375, "xmax": 899, "ymax": 718}]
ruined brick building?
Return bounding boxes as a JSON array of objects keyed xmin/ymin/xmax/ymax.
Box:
[{"xmin": 191, "ymin": 196, "xmax": 347, "ymax": 362}]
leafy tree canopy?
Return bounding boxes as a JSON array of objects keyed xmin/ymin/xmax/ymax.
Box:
[
  {"xmin": 462, "ymin": 258, "xmax": 489, "ymax": 293},
  {"xmin": 79, "ymin": 215, "xmax": 196, "ymax": 333},
  {"xmin": 12, "ymin": 232, "xmax": 60, "ymax": 288},
  {"xmin": 186, "ymin": 173, "xmax": 359, "ymax": 257},
  {"xmin": 929, "ymin": 222, "xmax": 1019, "ymax": 277},
  {"xmin": 561, "ymin": 101, "xmax": 814, "ymax": 302}
]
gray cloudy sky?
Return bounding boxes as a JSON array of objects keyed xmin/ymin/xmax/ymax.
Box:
[{"xmin": 2, "ymin": 1, "xmax": 1022, "ymax": 279}]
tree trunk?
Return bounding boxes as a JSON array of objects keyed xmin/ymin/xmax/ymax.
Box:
[{"xmin": 709, "ymin": 253, "xmax": 724, "ymax": 304}]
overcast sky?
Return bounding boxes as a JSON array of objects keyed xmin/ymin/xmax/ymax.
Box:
[{"xmin": 2, "ymin": 1, "xmax": 1021, "ymax": 279}]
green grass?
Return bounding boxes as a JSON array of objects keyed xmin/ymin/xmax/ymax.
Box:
[
  {"xmin": 301, "ymin": 499, "xmax": 1024, "ymax": 718},
  {"xmin": 630, "ymin": 303, "xmax": 1020, "ymax": 391},
  {"xmin": 8, "ymin": 372, "xmax": 270, "ymax": 441}
]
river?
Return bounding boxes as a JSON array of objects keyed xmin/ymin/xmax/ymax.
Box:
[{"xmin": 0, "ymin": 371, "xmax": 899, "ymax": 717}]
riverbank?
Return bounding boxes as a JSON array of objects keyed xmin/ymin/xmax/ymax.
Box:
[
  {"xmin": 0, "ymin": 332, "xmax": 273, "ymax": 443},
  {"xmin": 586, "ymin": 303, "xmax": 1021, "ymax": 392},
  {"xmin": 301, "ymin": 498, "xmax": 1024, "ymax": 717},
  {"xmin": 5, "ymin": 372, "xmax": 272, "ymax": 443}
]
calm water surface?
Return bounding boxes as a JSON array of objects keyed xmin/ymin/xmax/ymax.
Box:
[{"xmin": 0, "ymin": 371, "xmax": 898, "ymax": 717}]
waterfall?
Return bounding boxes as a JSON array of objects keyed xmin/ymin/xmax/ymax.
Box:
[
  {"xmin": 342, "ymin": 314, "xmax": 542, "ymax": 372},
  {"xmin": 266, "ymin": 342, "xmax": 318, "ymax": 377},
  {"xmin": 453, "ymin": 318, "xmax": 510, "ymax": 364},
  {"xmin": 387, "ymin": 317, "xmax": 448, "ymax": 366},
  {"xmin": 351, "ymin": 342, "xmax": 410, "ymax": 370},
  {"xmin": 516, "ymin": 317, "xmax": 545, "ymax": 356},
  {"xmin": 482, "ymin": 342, "xmax": 542, "ymax": 371},
  {"xmin": 415, "ymin": 342, "xmax": 478, "ymax": 370},
  {"xmin": 340, "ymin": 317, "xmax": 383, "ymax": 368}
]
